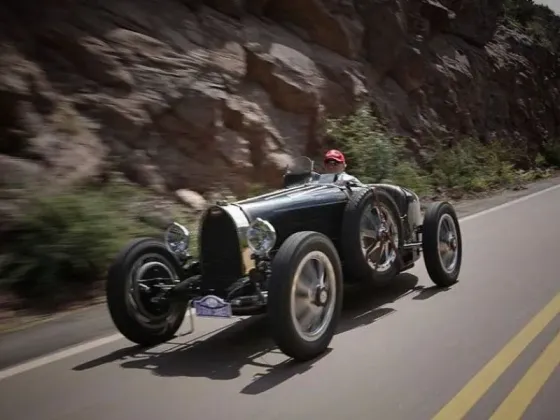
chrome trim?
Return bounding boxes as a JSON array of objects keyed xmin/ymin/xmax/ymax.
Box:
[
  {"xmin": 199, "ymin": 203, "xmax": 255, "ymax": 275},
  {"xmin": 246, "ymin": 217, "xmax": 277, "ymax": 257},
  {"xmin": 234, "ymin": 183, "xmax": 317, "ymax": 204},
  {"xmin": 437, "ymin": 213, "xmax": 459, "ymax": 273},
  {"xmin": 234, "ymin": 183, "xmax": 342, "ymax": 205},
  {"xmin": 163, "ymin": 222, "xmax": 190, "ymax": 260},
  {"xmin": 289, "ymin": 250, "xmax": 337, "ymax": 342},
  {"xmin": 223, "ymin": 204, "xmax": 256, "ymax": 274}
]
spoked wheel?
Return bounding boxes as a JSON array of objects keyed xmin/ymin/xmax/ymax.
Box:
[
  {"xmin": 268, "ymin": 231, "xmax": 343, "ymax": 361},
  {"xmin": 341, "ymin": 188, "xmax": 404, "ymax": 286},
  {"xmin": 422, "ymin": 202, "xmax": 463, "ymax": 287},
  {"xmin": 360, "ymin": 200, "xmax": 400, "ymax": 274},
  {"xmin": 106, "ymin": 238, "xmax": 187, "ymax": 346}
]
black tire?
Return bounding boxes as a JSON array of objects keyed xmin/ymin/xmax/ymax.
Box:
[
  {"xmin": 341, "ymin": 188, "xmax": 404, "ymax": 286},
  {"xmin": 106, "ymin": 237, "xmax": 187, "ymax": 346},
  {"xmin": 267, "ymin": 231, "xmax": 343, "ymax": 361},
  {"xmin": 422, "ymin": 202, "xmax": 462, "ymax": 287}
]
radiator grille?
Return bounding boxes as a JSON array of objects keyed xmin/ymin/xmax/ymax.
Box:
[{"xmin": 199, "ymin": 207, "xmax": 244, "ymax": 290}]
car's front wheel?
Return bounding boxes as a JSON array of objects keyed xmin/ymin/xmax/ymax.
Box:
[
  {"xmin": 267, "ymin": 231, "xmax": 343, "ymax": 362},
  {"xmin": 106, "ymin": 238, "xmax": 187, "ymax": 346}
]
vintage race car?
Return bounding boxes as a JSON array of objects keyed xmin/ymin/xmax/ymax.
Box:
[{"xmin": 106, "ymin": 156, "xmax": 462, "ymax": 361}]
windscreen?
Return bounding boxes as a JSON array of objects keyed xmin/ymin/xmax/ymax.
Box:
[{"xmin": 286, "ymin": 156, "xmax": 314, "ymax": 175}]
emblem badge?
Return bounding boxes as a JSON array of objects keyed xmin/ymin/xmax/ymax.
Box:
[{"xmin": 193, "ymin": 295, "xmax": 232, "ymax": 318}]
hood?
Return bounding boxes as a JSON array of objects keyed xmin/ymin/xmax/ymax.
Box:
[{"xmin": 233, "ymin": 183, "xmax": 348, "ymax": 222}]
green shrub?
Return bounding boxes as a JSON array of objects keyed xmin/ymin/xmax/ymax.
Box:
[
  {"xmin": 541, "ymin": 138, "xmax": 560, "ymax": 168},
  {"xmin": 326, "ymin": 106, "xmax": 400, "ymax": 183},
  {"xmin": 324, "ymin": 106, "xmax": 546, "ymax": 196},
  {"xmin": 390, "ymin": 161, "xmax": 433, "ymax": 196},
  {"xmin": 325, "ymin": 106, "xmax": 437, "ymax": 195},
  {"xmin": 429, "ymin": 138, "xmax": 520, "ymax": 192},
  {"xmin": 0, "ymin": 187, "xmax": 158, "ymax": 301}
]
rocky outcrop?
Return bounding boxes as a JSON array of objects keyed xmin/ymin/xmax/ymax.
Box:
[{"xmin": 0, "ymin": 0, "xmax": 558, "ymax": 204}]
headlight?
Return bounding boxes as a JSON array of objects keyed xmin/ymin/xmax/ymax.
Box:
[
  {"xmin": 164, "ymin": 222, "xmax": 190, "ymax": 256},
  {"xmin": 246, "ymin": 218, "xmax": 276, "ymax": 256}
]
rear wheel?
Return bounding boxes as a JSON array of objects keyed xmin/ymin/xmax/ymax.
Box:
[
  {"xmin": 422, "ymin": 202, "xmax": 462, "ymax": 287},
  {"xmin": 106, "ymin": 238, "xmax": 187, "ymax": 346},
  {"xmin": 267, "ymin": 231, "xmax": 343, "ymax": 361}
]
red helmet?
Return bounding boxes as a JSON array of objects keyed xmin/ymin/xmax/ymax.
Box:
[{"xmin": 324, "ymin": 149, "xmax": 346, "ymax": 164}]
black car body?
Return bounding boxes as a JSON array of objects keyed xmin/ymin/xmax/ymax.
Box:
[
  {"xmin": 195, "ymin": 179, "xmax": 422, "ymax": 299},
  {"xmin": 106, "ymin": 157, "xmax": 463, "ymax": 361}
]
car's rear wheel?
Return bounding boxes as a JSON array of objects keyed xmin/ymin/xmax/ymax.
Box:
[
  {"xmin": 422, "ymin": 202, "xmax": 462, "ymax": 287},
  {"xmin": 267, "ymin": 231, "xmax": 343, "ymax": 362},
  {"xmin": 341, "ymin": 188, "xmax": 404, "ymax": 286},
  {"xmin": 106, "ymin": 238, "xmax": 187, "ymax": 346}
]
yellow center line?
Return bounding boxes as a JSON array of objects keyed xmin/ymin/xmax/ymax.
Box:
[
  {"xmin": 489, "ymin": 330, "xmax": 560, "ymax": 420},
  {"xmin": 431, "ymin": 292, "xmax": 560, "ymax": 420}
]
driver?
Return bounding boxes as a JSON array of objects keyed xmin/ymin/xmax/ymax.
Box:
[{"xmin": 323, "ymin": 149, "xmax": 363, "ymax": 185}]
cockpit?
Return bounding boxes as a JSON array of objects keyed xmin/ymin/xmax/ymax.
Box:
[{"xmin": 282, "ymin": 156, "xmax": 341, "ymax": 188}]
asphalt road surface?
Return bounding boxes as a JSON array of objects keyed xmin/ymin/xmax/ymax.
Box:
[{"xmin": 1, "ymin": 183, "xmax": 560, "ymax": 420}]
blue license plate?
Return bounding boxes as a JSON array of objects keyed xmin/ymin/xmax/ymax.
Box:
[{"xmin": 193, "ymin": 295, "xmax": 232, "ymax": 318}]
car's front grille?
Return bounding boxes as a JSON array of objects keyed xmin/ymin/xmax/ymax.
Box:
[{"xmin": 199, "ymin": 207, "xmax": 244, "ymax": 291}]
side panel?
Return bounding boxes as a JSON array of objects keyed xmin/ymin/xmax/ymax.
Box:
[
  {"xmin": 406, "ymin": 194, "xmax": 423, "ymax": 233},
  {"xmin": 264, "ymin": 201, "xmax": 347, "ymax": 251},
  {"xmin": 402, "ymin": 188, "xmax": 423, "ymax": 264},
  {"xmin": 371, "ymin": 183, "xmax": 422, "ymax": 238}
]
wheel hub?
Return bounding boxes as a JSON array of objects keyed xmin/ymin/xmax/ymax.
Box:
[
  {"xmin": 377, "ymin": 222, "xmax": 392, "ymax": 243},
  {"xmin": 436, "ymin": 213, "xmax": 460, "ymax": 274},
  {"xmin": 133, "ymin": 261, "xmax": 174, "ymax": 318},
  {"xmin": 291, "ymin": 251, "xmax": 337, "ymax": 342},
  {"xmin": 447, "ymin": 233, "xmax": 457, "ymax": 250},
  {"xmin": 314, "ymin": 286, "xmax": 329, "ymax": 307},
  {"xmin": 138, "ymin": 279, "xmax": 169, "ymax": 316},
  {"xmin": 360, "ymin": 205, "xmax": 399, "ymax": 274}
]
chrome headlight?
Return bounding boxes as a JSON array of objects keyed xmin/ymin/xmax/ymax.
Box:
[
  {"xmin": 246, "ymin": 218, "xmax": 276, "ymax": 257},
  {"xmin": 164, "ymin": 222, "xmax": 190, "ymax": 256}
]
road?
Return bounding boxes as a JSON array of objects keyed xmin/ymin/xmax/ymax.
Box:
[{"xmin": 0, "ymin": 182, "xmax": 559, "ymax": 420}]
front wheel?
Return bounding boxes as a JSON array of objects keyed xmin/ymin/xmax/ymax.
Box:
[
  {"xmin": 267, "ymin": 231, "xmax": 344, "ymax": 362},
  {"xmin": 106, "ymin": 238, "xmax": 187, "ymax": 346},
  {"xmin": 422, "ymin": 202, "xmax": 463, "ymax": 287}
]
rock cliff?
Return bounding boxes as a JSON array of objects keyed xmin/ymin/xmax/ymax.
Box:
[{"xmin": 0, "ymin": 0, "xmax": 558, "ymax": 203}]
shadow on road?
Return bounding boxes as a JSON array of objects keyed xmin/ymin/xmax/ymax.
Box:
[
  {"xmin": 73, "ymin": 273, "xmax": 447, "ymax": 394},
  {"xmin": 412, "ymin": 285, "xmax": 451, "ymax": 301}
]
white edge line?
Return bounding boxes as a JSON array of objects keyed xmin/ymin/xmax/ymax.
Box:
[
  {"xmin": 458, "ymin": 183, "xmax": 560, "ymax": 222},
  {"xmin": 0, "ymin": 309, "xmax": 194, "ymax": 382},
  {"xmin": 0, "ymin": 335, "xmax": 122, "ymax": 381},
  {"xmin": 1, "ymin": 182, "xmax": 560, "ymax": 381}
]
